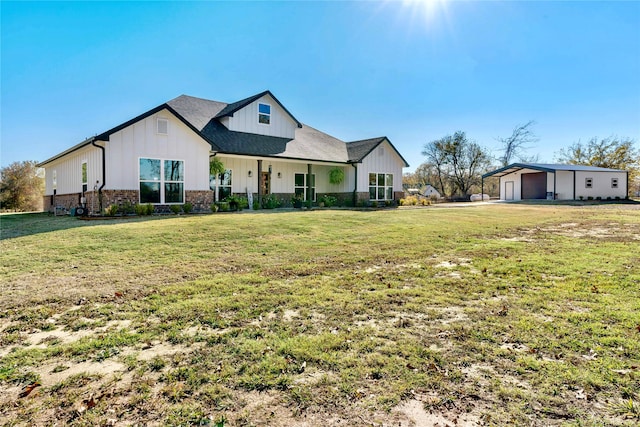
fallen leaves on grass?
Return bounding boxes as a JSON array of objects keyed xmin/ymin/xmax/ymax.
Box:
[{"xmin": 18, "ymin": 382, "xmax": 41, "ymax": 398}]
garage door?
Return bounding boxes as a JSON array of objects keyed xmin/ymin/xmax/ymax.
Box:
[{"xmin": 521, "ymin": 172, "xmax": 547, "ymax": 199}]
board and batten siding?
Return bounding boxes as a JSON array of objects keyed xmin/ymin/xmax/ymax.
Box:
[
  {"xmin": 43, "ymin": 145, "xmax": 103, "ymax": 196},
  {"xmin": 356, "ymin": 141, "xmax": 405, "ymax": 193},
  {"xmin": 224, "ymin": 94, "xmax": 297, "ymax": 139},
  {"xmin": 104, "ymin": 109, "xmax": 211, "ymax": 192}
]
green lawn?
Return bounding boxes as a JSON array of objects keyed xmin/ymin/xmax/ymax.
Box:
[{"xmin": 1, "ymin": 205, "xmax": 639, "ymax": 426}]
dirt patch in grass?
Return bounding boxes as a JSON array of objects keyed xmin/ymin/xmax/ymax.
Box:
[{"xmin": 1, "ymin": 207, "xmax": 639, "ymax": 426}]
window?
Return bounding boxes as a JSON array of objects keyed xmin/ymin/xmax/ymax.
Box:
[
  {"xmin": 81, "ymin": 162, "xmax": 87, "ymax": 193},
  {"xmin": 210, "ymin": 169, "xmax": 232, "ymax": 200},
  {"xmin": 369, "ymin": 173, "xmax": 394, "ymax": 200},
  {"xmin": 585, "ymin": 177, "xmax": 593, "ymax": 188},
  {"xmin": 611, "ymin": 178, "xmax": 619, "ymax": 188},
  {"xmin": 52, "ymin": 170, "xmax": 57, "ymax": 191},
  {"xmin": 139, "ymin": 158, "xmax": 184, "ymax": 204},
  {"xmin": 157, "ymin": 118, "xmax": 168, "ymax": 134},
  {"xmin": 258, "ymin": 103, "xmax": 271, "ymax": 125},
  {"xmin": 294, "ymin": 173, "xmax": 315, "ymax": 201}
]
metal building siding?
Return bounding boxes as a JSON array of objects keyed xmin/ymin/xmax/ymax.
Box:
[
  {"xmin": 575, "ymin": 171, "xmax": 627, "ymax": 199},
  {"xmin": 226, "ymin": 95, "xmax": 297, "ymax": 139},
  {"xmin": 104, "ymin": 109, "xmax": 211, "ymax": 191},
  {"xmin": 356, "ymin": 140, "xmax": 406, "ymax": 193}
]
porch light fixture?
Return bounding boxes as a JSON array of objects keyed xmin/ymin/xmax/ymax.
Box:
[
  {"xmin": 248, "ymin": 170, "xmax": 252, "ymax": 177},
  {"xmin": 268, "ymin": 165, "xmax": 272, "ymax": 174},
  {"xmin": 277, "ymin": 172, "xmax": 282, "ymax": 178}
]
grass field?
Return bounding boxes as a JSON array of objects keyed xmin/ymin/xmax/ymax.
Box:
[{"xmin": 1, "ymin": 204, "xmax": 639, "ymax": 426}]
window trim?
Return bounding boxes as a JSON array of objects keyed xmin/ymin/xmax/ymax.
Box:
[
  {"xmin": 294, "ymin": 172, "xmax": 316, "ymax": 201},
  {"xmin": 369, "ymin": 172, "xmax": 394, "ymax": 201},
  {"xmin": 81, "ymin": 161, "xmax": 88, "ymax": 193},
  {"xmin": 157, "ymin": 118, "xmax": 169, "ymax": 135},
  {"xmin": 258, "ymin": 103, "xmax": 271, "ymax": 126},
  {"xmin": 585, "ymin": 177, "xmax": 593, "ymax": 189},
  {"xmin": 52, "ymin": 170, "xmax": 57, "ymax": 191},
  {"xmin": 138, "ymin": 157, "xmax": 184, "ymax": 204}
]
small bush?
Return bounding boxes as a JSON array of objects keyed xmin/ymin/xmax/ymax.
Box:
[
  {"xmin": 253, "ymin": 200, "xmax": 260, "ymax": 210},
  {"xmin": 170, "ymin": 205, "xmax": 182, "ymax": 214},
  {"xmin": 370, "ymin": 201, "xmax": 378, "ymax": 208},
  {"xmin": 105, "ymin": 205, "xmax": 119, "ymax": 216},
  {"xmin": 400, "ymin": 195, "xmax": 419, "ymax": 206},
  {"xmin": 211, "ymin": 203, "xmax": 219, "ymax": 213},
  {"xmin": 218, "ymin": 202, "xmax": 230, "ymax": 212},
  {"xmin": 144, "ymin": 203, "xmax": 154, "ymax": 215},
  {"xmin": 319, "ymin": 195, "xmax": 337, "ymax": 207},
  {"xmin": 587, "ymin": 196, "xmax": 594, "ymax": 201},
  {"xmin": 182, "ymin": 202, "xmax": 193, "ymax": 214},
  {"xmin": 262, "ymin": 195, "xmax": 281, "ymax": 209},
  {"xmin": 121, "ymin": 200, "xmax": 135, "ymax": 214}
]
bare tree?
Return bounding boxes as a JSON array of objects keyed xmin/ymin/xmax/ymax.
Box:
[
  {"xmin": 497, "ymin": 120, "xmax": 539, "ymax": 166},
  {"xmin": 423, "ymin": 132, "xmax": 492, "ymax": 197}
]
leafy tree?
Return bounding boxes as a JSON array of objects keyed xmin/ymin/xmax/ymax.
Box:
[
  {"xmin": 556, "ymin": 136, "xmax": 639, "ymax": 196},
  {"xmin": 0, "ymin": 161, "xmax": 45, "ymax": 211},
  {"xmin": 422, "ymin": 131, "xmax": 492, "ymax": 197},
  {"xmin": 402, "ymin": 162, "xmax": 442, "ymax": 191},
  {"xmin": 496, "ymin": 120, "xmax": 539, "ymax": 166}
]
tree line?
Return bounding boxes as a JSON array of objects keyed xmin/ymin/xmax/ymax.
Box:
[{"xmin": 404, "ymin": 122, "xmax": 639, "ymax": 199}]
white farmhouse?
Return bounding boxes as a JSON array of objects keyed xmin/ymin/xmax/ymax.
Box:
[
  {"xmin": 482, "ymin": 163, "xmax": 628, "ymax": 201},
  {"xmin": 38, "ymin": 91, "xmax": 409, "ymax": 213}
]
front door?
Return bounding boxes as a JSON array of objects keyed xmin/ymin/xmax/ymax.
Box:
[
  {"xmin": 261, "ymin": 172, "xmax": 270, "ymax": 195},
  {"xmin": 505, "ymin": 181, "xmax": 514, "ymax": 200}
]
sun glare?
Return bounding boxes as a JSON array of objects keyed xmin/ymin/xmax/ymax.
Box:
[{"xmin": 399, "ymin": 0, "xmax": 448, "ymax": 27}]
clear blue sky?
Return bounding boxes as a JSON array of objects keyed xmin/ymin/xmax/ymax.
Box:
[{"xmin": 2, "ymin": 1, "xmax": 639, "ymax": 172}]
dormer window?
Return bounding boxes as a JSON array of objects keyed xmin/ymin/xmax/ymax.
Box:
[{"xmin": 258, "ymin": 103, "xmax": 271, "ymax": 125}]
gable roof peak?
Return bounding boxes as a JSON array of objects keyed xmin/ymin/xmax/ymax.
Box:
[{"xmin": 215, "ymin": 90, "xmax": 302, "ymax": 128}]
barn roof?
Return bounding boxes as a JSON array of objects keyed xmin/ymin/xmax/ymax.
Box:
[{"xmin": 483, "ymin": 163, "xmax": 627, "ymax": 178}]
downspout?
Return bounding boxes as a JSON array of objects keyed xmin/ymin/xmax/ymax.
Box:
[
  {"xmin": 91, "ymin": 139, "xmax": 105, "ymax": 213},
  {"xmin": 573, "ymin": 171, "xmax": 576, "ymax": 200},
  {"xmin": 481, "ymin": 177, "xmax": 484, "ymax": 202},
  {"xmin": 351, "ymin": 163, "xmax": 358, "ymax": 207},
  {"xmin": 553, "ymin": 171, "xmax": 557, "ymax": 200}
]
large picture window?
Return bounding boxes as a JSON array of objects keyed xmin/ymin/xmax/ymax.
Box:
[
  {"xmin": 210, "ymin": 169, "xmax": 232, "ymax": 201},
  {"xmin": 369, "ymin": 173, "xmax": 394, "ymax": 201},
  {"xmin": 294, "ymin": 173, "xmax": 315, "ymax": 201},
  {"xmin": 139, "ymin": 158, "xmax": 184, "ymax": 204}
]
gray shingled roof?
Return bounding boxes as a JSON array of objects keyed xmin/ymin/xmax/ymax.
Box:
[
  {"xmin": 167, "ymin": 95, "xmax": 227, "ymax": 131},
  {"xmin": 346, "ymin": 137, "xmax": 386, "ymax": 162},
  {"xmin": 346, "ymin": 137, "xmax": 410, "ymax": 167},
  {"xmin": 39, "ymin": 92, "xmax": 406, "ymax": 167}
]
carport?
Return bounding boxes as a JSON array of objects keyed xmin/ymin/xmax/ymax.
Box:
[{"xmin": 482, "ymin": 164, "xmax": 558, "ymax": 201}]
